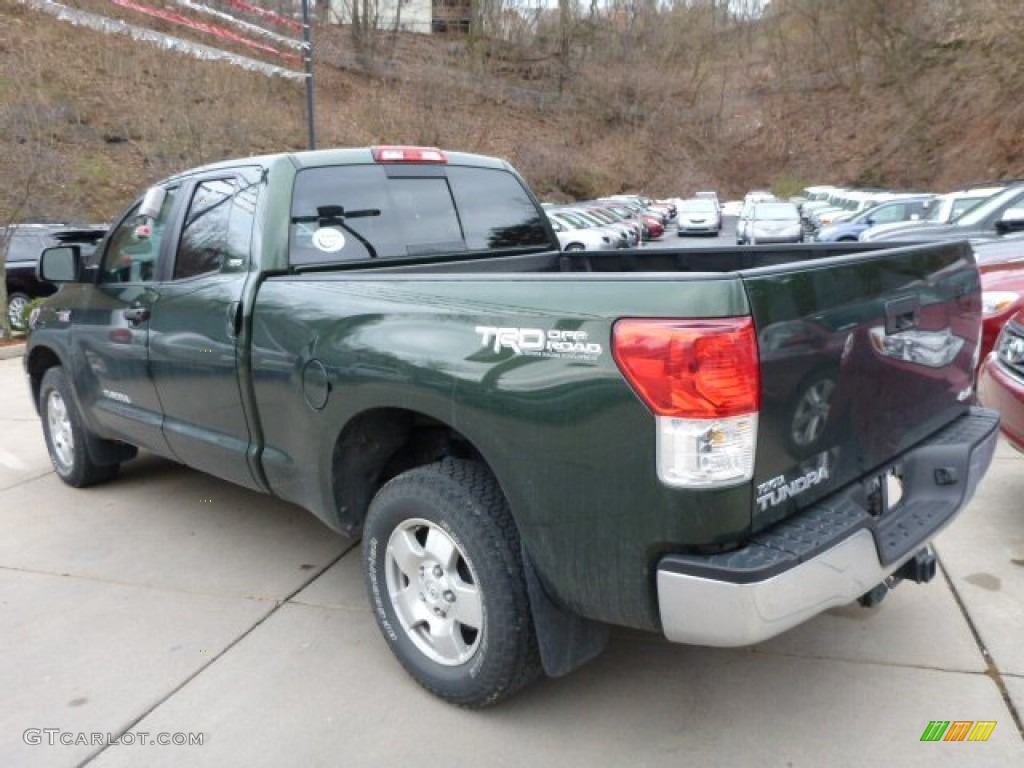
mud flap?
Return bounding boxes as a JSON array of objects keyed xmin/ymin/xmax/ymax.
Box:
[{"xmin": 522, "ymin": 546, "xmax": 609, "ymax": 678}]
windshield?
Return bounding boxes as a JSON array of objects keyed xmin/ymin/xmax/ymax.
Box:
[
  {"xmin": 755, "ymin": 203, "xmax": 800, "ymax": 221},
  {"xmin": 852, "ymin": 203, "xmax": 885, "ymax": 224},
  {"xmin": 955, "ymin": 186, "xmax": 1024, "ymax": 227},
  {"xmin": 679, "ymin": 200, "xmax": 717, "ymax": 214}
]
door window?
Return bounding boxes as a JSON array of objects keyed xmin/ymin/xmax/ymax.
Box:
[
  {"xmin": 100, "ymin": 188, "xmax": 179, "ymax": 283},
  {"xmin": 176, "ymin": 179, "xmax": 235, "ymax": 280}
]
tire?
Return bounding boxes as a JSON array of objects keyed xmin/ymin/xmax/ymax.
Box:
[
  {"xmin": 7, "ymin": 291, "xmax": 30, "ymax": 331},
  {"xmin": 363, "ymin": 458, "xmax": 541, "ymax": 707},
  {"xmin": 565, "ymin": 243, "xmax": 585, "ymax": 252},
  {"xmin": 39, "ymin": 367, "xmax": 120, "ymax": 487}
]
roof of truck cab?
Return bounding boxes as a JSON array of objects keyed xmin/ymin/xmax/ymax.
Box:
[{"xmin": 161, "ymin": 147, "xmax": 511, "ymax": 183}]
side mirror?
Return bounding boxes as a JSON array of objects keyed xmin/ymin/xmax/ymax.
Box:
[
  {"xmin": 995, "ymin": 207, "xmax": 1024, "ymax": 235},
  {"xmin": 138, "ymin": 187, "xmax": 166, "ymax": 220},
  {"xmin": 39, "ymin": 245, "xmax": 81, "ymax": 283}
]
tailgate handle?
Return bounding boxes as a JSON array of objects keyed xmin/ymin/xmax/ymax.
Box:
[{"xmin": 884, "ymin": 295, "xmax": 919, "ymax": 334}]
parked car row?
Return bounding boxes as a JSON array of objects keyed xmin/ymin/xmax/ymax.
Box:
[
  {"xmin": 542, "ymin": 195, "xmax": 678, "ymax": 251},
  {"xmin": 861, "ymin": 183, "xmax": 1024, "ymax": 243},
  {"xmin": 858, "ymin": 185, "xmax": 1005, "ymax": 241}
]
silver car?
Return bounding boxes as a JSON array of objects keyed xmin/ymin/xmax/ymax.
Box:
[
  {"xmin": 746, "ymin": 201, "xmax": 804, "ymax": 244},
  {"xmin": 676, "ymin": 198, "xmax": 722, "ymax": 236},
  {"xmin": 546, "ymin": 211, "xmax": 619, "ymax": 251}
]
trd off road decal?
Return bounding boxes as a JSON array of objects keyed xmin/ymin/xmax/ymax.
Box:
[{"xmin": 475, "ymin": 326, "xmax": 603, "ymax": 361}]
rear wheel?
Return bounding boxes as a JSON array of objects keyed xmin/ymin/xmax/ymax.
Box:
[
  {"xmin": 363, "ymin": 459, "xmax": 541, "ymax": 707},
  {"xmin": 565, "ymin": 243, "xmax": 585, "ymax": 252},
  {"xmin": 39, "ymin": 367, "xmax": 120, "ymax": 487}
]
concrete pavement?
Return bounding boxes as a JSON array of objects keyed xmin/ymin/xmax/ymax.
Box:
[{"xmin": 1, "ymin": 355, "xmax": 1021, "ymax": 767}]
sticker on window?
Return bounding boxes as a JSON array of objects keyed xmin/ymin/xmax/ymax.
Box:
[{"xmin": 312, "ymin": 227, "xmax": 346, "ymax": 253}]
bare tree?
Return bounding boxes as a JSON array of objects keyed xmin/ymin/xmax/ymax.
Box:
[{"xmin": 0, "ymin": 80, "xmax": 65, "ymax": 338}]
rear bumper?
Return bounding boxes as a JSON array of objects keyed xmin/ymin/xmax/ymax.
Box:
[{"xmin": 656, "ymin": 407, "xmax": 1000, "ymax": 647}]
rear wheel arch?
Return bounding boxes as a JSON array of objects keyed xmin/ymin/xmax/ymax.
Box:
[
  {"xmin": 331, "ymin": 406, "xmax": 607, "ymax": 691},
  {"xmin": 329, "ymin": 407, "xmax": 497, "ymax": 537}
]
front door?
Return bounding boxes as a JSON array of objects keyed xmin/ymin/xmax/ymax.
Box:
[{"xmin": 71, "ymin": 188, "xmax": 180, "ymax": 455}]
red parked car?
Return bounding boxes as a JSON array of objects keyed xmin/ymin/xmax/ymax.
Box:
[
  {"xmin": 641, "ymin": 213, "xmax": 665, "ymax": 240},
  {"xmin": 976, "ymin": 233, "xmax": 1024, "ymax": 364},
  {"xmin": 978, "ymin": 308, "xmax": 1024, "ymax": 453}
]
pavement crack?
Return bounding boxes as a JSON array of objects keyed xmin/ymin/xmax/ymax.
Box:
[
  {"xmin": 75, "ymin": 546, "xmax": 353, "ymax": 767},
  {"xmin": 937, "ymin": 554, "xmax": 1024, "ymax": 741},
  {"xmin": 0, "ymin": 469, "xmax": 56, "ymax": 491}
]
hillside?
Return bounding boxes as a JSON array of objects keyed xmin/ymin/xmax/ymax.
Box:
[{"xmin": 2, "ymin": 0, "xmax": 1024, "ymax": 225}]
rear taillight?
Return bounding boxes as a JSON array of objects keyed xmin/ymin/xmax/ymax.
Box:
[
  {"xmin": 613, "ymin": 318, "xmax": 760, "ymax": 418},
  {"xmin": 371, "ymin": 146, "xmax": 447, "ymax": 163},
  {"xmin": 613, "ymin": 318, "xmax": 760, "ymax": 488}
]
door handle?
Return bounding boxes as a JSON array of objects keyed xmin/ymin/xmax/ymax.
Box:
[
  {"xmin": 123, "ymin": 306, "xmax": 151, "ymax": 325},
  {"xmin": 884, "ymin": 295, "xmax": 918, "ymax": 335},
  {"xmin": 226, "ymin": 301, "xmax": 241, "ymax": 339}
]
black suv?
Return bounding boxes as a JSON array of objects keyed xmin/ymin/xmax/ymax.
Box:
[{"xmin": 3, "ymin": 224, "xmax": 106, "ymax": 330}]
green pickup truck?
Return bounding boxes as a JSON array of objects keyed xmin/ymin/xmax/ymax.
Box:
[{"xmin": 25, "ymin": 147, "xmax": 1000, "ymax": 707}]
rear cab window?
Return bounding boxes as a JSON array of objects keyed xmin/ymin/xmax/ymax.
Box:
[{"xmin": 288, "ymin": 163, "xmax": 551, "ymax": 266}]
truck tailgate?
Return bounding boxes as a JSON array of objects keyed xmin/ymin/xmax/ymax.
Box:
[{"xmin": 741, "ymin": 241, "xmax": 981, "ymax": 531}]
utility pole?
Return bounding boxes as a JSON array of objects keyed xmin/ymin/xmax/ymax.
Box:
[{"xmin": 302, "ymin": 0, "xmax": 317, "ymax": 150}]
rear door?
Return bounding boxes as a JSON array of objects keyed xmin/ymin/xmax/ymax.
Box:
[
  {"xmin": 146, "ymin": 169, "xmax": 262, "ymax": 490},
  {"xmin": 743, "ymin": 241, "xmax": 980, "ymax": 530}
]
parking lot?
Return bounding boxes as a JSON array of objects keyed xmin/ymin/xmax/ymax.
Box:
[{"xmin": 2, "ymin": 329, "xmax": 1023, "ymax": 766}]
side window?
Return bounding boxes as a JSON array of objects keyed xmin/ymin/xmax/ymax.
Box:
[
  {"xmin": 101, "ymin": 188, "xmax": 179, "ymax": 283},
  {"xmin": 226, "ymin": 180, "xmax": 257, "ymax": 272},
  {"xmin": 871, "ymin": 204, "xmax": 904, "ymax": 224},
  {"xmin": 446, "ymin": 167, "xmax": 550, "ymax": 249},
  {"xmin": 175, "ymin": 179, "xmax": 238, "ymax": 280},
  {"xmin": 5, "ymin": 233, "xmax": 44, "ymax": 264}
]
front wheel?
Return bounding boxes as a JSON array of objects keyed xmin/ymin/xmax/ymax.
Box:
[
  {"xmin": 363, "ymin": 459, "xmax": 541, "ymax": 707},
  {"xmin": 39, "ymin": 367, "xmax": 119, "ymax": 487}
]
